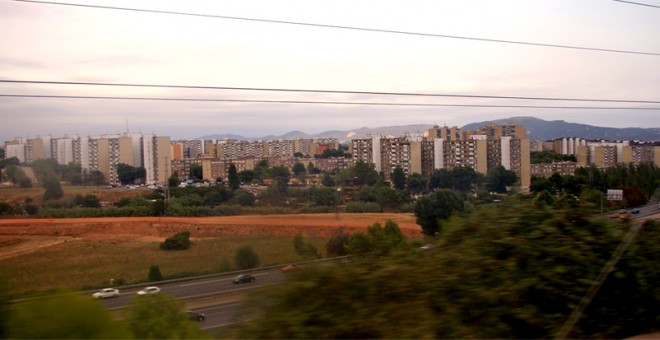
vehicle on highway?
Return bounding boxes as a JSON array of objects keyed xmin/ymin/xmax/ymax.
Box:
[
  {"xmin": 609, "ymin": 212, "xmax": 619, "ymax": 218},
  {"xmin": 92, "ymin": 288, "xmax": 120, "ymax": 299},
  {"xmin": 631, "ymin": 208, "xmax": 640, "ymax": 214},
  {"xmin": 136, "ymin": 286, "xmax": 160, "ymax": 295},
  {"xmin": 281, "ymin": 264, "xmax": 302, "ymax": 273},
  {"xmin": 232, "ymin": 274, "xmax": 256, "ymax": 284},
  {"xmin": 187, "ymin": 310, "xmax": 205, "ymax": 321},
  {"xmin": 619, "ymin": 209, "xmax": 629, "ymax": 219}
]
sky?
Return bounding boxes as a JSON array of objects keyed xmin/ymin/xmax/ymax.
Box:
[{"xmin": 1, "ymin": 0, "xmax": 659, "ymax": 142}]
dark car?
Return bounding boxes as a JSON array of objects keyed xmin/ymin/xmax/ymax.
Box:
[
  {"xmin": 232, "ymin": 274, "xmax": 256, "ymax": 284},
  {"xmin": 631, "ymin": 208, "xmax": 640, "ymax": 214},
  {"xmin": 187, "ymin": 310, "xmax": 205, "ymax": 321}
]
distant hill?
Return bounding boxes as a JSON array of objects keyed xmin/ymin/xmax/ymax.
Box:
[
  {"xmin": 461, "ymin": 116, "xmax": 660, "ymax": 141},
  {"xmin": 198, "ymin": 117, "xmax": 659, "ymax": 142}
]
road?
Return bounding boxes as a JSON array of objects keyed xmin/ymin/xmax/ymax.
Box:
[{"xmin": 94, "ymin": 261, "xmax": 323, "ymax": 330}]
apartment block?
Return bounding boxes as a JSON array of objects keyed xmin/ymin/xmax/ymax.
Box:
[{"xmin": 531, "ymin": 161, "xmax": 578, "ymax": 177}]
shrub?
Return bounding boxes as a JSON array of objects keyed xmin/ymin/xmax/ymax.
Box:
[
  {"xmin": 345, "ymin": 201, "xmax": 382, "ymax": 213},
  {"xmin": 148, "ymin": 265, "xmax": 163, "ymax": 282},
  {"xmin": 235, "ymin": 245, "xmax": 259, "ymax": 269},
  {"xmin": 159, "ymin": 231, "xmax": 191, "ymax": 251}
]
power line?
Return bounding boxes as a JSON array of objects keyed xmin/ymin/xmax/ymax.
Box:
[
  {"xmin": 612, "ymin": 0, "xmax": 660, "ymax": 9},
  {"xmin": 3, "ymin": 94, "xmax": 660, "ymax": 110},
  {"xmin": 10, "ymin": 0, "xmax": 660, "ymax": 57},
  {"xmin": 3, "ymin": 79, "xmax": 660, "ymax": 104}
]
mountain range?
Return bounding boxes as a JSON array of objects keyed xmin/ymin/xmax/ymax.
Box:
[{"xmin": 198, "ymin": 116, "xmax": 660, "ymax": 142}]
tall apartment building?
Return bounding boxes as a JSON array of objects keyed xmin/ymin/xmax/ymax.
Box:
[{"xmin": 348, "ymin": 124, "xmax": 530, "ymax": 189}]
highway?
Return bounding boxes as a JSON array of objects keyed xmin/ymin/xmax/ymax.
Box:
[{"xmin": 94, "ymin": 262, "xmax": 322, "ymax": 330}]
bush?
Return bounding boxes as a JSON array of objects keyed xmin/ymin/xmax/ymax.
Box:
[
  {"xmin": 235, "ymin": 245, "xmax": 259, "ymax": 269},
  {"xmin": 24, "ymin": 205, "xmax": 39, "ymax": 215},
  {"xmin": 18, "ymin": 177, "xmax": 32, "ymax": 188},
  {"xmin": 159, "ymin": 231, "xmax": 191, "ymax": 251},
  {"xmin": 345, "ymin": 201, "xmax": 382, "ymax": 213},
  {"xmin": 148, "ymin": 264, "xmax": 163, "ymax": 282}
]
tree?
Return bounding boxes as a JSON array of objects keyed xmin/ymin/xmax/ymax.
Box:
[
  {"xmin": 160, "ymin": 231, "xmax": 191, "ymax": 250},
  {"xmin": 485, "ymin": 165, "xmax": 517, "ymax": 193},
  {"xmin": 124, "ymin": 293, "xmax": 205, "ymax": 339},
  {"xmin": 271, "ymin": 166, "xmax": 290, "ymax": 195},
  {"xmin": 168, "ymin": 173, "xmax": 180, "ymax": 187},
  {"xmin": 117, "ymin": 163, "xmax": 146, "ymax": 185},
  {"xmin": 406, "ymin": 173, "xmax": 427, "ymax": 195},
  {"xmin": 189, "ymin": 164, "xmax": 203, "ymax": 181},
  {"xmin": 8, "ymin": 292, "xmax": 128, "ymax": 338},
  {"xmin": 307, "ymin": 161, "xmax": 320, "ymax": 174},
  {"xmin": 3, "ymin": 165, "xmax": 25, "ymax": 186},
  {"xmin": 293, "ymin": 234, "xmax": 320, "ymax": 259},
  {"xmin": 81, "ymin": 194, "xmax": 101, "ymax": 208},
  {"xmin": 391, "ymin": 166, "xmax": 406, "ymax": 191},
  {"xmin": 87, "ymin": 170, "xmax": 106, "ymax": 185},
  {"xmin": 308, "ymin": 186, "xmax": 337, "ymax": 206},
  {"xmin": 292, "ymin": 162, "xmax": 307, "ymax": 179},
  {"xmin": 346, "ymin": 220, "xmax": 407, "ymax": 256},
  {"xmin": 414, "ymin": 189, "xmax": 464, "ymax": 236},
  {"xmin": 338, "ymin": 160, "xmax": 380, "ymax": 186},
  {"xmin": 321, "ymin": 173, "xmax": 335, "ymax": 187},
  {"xmin": 238, "ymin": 169, "xmax": 256, "ymax": 184},
  {"xmin": 235, "ymin": 245, "xmax": 259, "ymax": 269},
  {"xmin": 429, "ymin": 167, "xmax": 483, "ymax": 193},
  {"xmin": 148, "ymin": 264, "xmax": 163, "ymax": 281},
  {"xmin": 326, "ymin": 229, "xmax": 349, "ymax": 256},
  {"xmin": 18, "ymin": 176, "xmax": 32, "ymax": 188},
  {"xmin": 43, "ymin": 178, "xmax": 63, "ymax": 201},
  {"xmin": 228, "ymin": 164, "xmax": 240, "ymax": 190},
  {"xmin": 229, "ymin": 189, "xmax": 256, "ymax": 206}
]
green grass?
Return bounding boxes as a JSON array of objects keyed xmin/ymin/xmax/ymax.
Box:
[{"xmin": 1, "ymin": 235, "xmax": 329, "ymax": 297}]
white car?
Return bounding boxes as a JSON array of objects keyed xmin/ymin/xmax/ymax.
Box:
[
  {"xmin": 92, "ymin": 288, "xmax": 120, "ymax": 299},
  {"xmin": 136, "ymin": 286, "xmax": 160, "ymax": 296}
]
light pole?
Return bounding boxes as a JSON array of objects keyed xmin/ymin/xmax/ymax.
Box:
[{"xmin": 335, "ymin": 187, "xmax": 342, "ymax": 220}]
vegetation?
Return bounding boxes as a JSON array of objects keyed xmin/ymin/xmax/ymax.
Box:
[
  {"xmin": 7, "ymin": 292, "xmax": 128, "ymax": 339},
  {"xmin": 124, "ymin": 294, "xmax": 207, "ymax": 339},
  {"xmin": 413, "ymin": 189, "xmax": 465, "ymax": 236},
  {"xmin": 293, "ymin": 234, "xmax": 320, "ymax": 259},
  {"xmin": 235, "ymin": 245, "xmax": 260, "ymax": 270},
  {"xmin": 238, "ymin": 203, "xmax": 660, "ymax": 339},
  {"xmin": 148, "ymin": 264, "xmax": 163, "ymax": 281},
  {"xmin": 531, "ymin": 150, "xmax": 577, "ymax": 164},
  {"xmin": 160, "ymin": 231, "xmax": 192, "ymax": 251}
]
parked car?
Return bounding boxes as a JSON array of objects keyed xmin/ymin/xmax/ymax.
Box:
[
  {"xmin": 187, "ymin": 310, "xmax": 205, "ymax": 321},
  {"xmin": 232, "ymin": 274, "xmax": 256, "ymax": 284},
  {"xmin": 631, "ymin": 208, "xmax": 640, "ymax": 214},
  {"xmin": 136, "ymin": 286, "xmax": 160, "ymax": 295},
  {"xmin": 92, "ymin": 288, "xmax": 120, "ymax": 299},
  {"xmin": 281, "ymin": 264, "xmax": 302, "ymax": 273}
]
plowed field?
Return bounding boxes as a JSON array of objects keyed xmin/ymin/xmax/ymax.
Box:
[{"xmin": 0, "ymin": 213, "xmax": 422, "ymax": 260}]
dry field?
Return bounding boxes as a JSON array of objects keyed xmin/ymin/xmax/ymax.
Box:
[{"xmin": 0, "ymin": 213, "xmax": 422, "ymax": 295}]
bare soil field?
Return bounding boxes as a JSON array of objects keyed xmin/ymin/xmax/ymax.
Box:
[{"xmin": 0, "ymin": 213, "xmax": 422, "ymax": 260}]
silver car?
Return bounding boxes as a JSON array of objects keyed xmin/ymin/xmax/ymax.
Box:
[{"xmin": 92, "ymin": 288, "xmax": 120, "ymax": 299}]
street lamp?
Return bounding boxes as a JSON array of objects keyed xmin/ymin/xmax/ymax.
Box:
[{"xmin": 336, "ymin": 187, "xmax": 342, "ymax": 220}]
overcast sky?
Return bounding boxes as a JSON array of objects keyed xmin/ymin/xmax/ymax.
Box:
[{"xmin": 1, "ymin": 0, "xmax": 659, "ymax": 142}]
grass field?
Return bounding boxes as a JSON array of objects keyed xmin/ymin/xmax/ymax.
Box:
[
  {"xmin": 1, "ymin": 234, "xmax": 328, "ymax": 297},
  {"xmin": 0, "ymin": 183, "xmax": 146, "ymax": 207}
]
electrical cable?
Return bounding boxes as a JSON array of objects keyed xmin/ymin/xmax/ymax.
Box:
[
  {"xmin": 3, "ymin": 94, "xmax": 660, "ymax": 110},
  {"xmin": 2, "ymin": 79, "xmax": 660, "ymax": 104},
  {"xmin": 9, "ymin": 0, "xmax": 660, "ymax": 56},
  {"xmin": 612, "ymin": 0, "xmax": 660, "ymax": 9}
]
